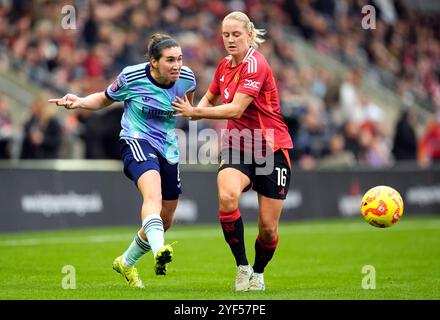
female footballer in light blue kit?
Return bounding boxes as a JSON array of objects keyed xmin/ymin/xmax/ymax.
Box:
[{"xmin": 49, "ymin": 33, "xmax": 196, "ymax": 288}]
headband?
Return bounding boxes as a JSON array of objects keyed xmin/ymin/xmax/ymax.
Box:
[{"xmin": 150, "ymin": 38, "xmax": 178, "ymax": 56}]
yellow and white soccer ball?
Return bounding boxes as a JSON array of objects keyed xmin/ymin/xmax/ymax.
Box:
[{"xmin": 360, "ymin": 186, "xmax": 404, "ymax": 228}]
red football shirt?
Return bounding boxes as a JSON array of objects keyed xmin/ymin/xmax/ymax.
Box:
[{"xmin": 209, "ymin": 47, "xmax": 293, "ymax": 154}]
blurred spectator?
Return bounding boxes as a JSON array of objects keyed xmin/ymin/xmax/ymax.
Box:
[
  {"xmin": 62, "ymin": 106, "xmax": 123, "ymax": 159},
  {"xmin": 0, "ymin": 96, "xmax": 13, "ymax": 159},
  {"xmin": 318, "ymin": 133, "xmax": 355, "ymax": 169},
  {"xmin": 295, "ymin": 107, "xmax": 331, "ymax": 168},
  {"xmin": 20, "ymin": 94, "xmax": 62, "ymax": 159},
  {"xmin": 342, "ymin": 120, "xmax": 361, "ymax": 159},
  {"xmin": 358, "ymin": 126, "xmax": 392, "ymax": 168},
  {"xmin": 339, "ymin": 68, "xmax": 363, "ymax": 125},
  {"xmin": 75, "ymin": 109, "xmax": 105, "ymax": 159},
  {"xmin": 392, "ymin": 108, "xmax": 418, "ymax": 161},
  {"xmin": 99, "ymin": 106, "xmax": 124, "ymax": 160},
  {"xmin": 419, "ymin": 108, "xmax": 440, "ymax": 166},
  {"xmin": 359, "ymin": 95, "xmax": 385, "ymax": 126}
]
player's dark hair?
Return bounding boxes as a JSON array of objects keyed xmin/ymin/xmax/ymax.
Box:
[{"xmin": 146, "ymin": 33, "xmax": 179, "ymax": 60}]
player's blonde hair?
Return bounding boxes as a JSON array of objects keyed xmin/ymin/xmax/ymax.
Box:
[{"xmin": 222, "ymin": 11, "xmax": 266, "ymax": 48}]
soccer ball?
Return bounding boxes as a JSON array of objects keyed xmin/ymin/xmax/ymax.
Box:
[{"xmin": 360, "ymin": 185, "xmax": 404, "ymax": 228}]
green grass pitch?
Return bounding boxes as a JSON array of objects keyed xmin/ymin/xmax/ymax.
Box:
[{"xmin": 0, "ymin": 215, "xmax": 439, "ymax": 300}]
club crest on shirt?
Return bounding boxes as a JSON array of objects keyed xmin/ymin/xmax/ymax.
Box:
[
  {"xmin": 234, "ymin": 73, "xmax": 240, "ymax": 83},
  {"xmin": 110, "ymin": 78, "xmax": 123, "ymax": 92}
]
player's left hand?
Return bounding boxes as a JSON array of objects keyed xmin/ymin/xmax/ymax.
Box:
[
  {"xmin": 48, "ymin": 94, "xmax": 82, "ymax": 110},
  {"xmin": 172, "ymin": 95, "xmax": 194, "ymax": 118}
]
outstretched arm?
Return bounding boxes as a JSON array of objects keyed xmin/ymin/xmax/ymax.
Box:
[
  {"xmin": 182, "ymin": 90, "xmax": 219, "ymax": 121},
  {"xmin": 48, "ymin": 92, "xmax": 113, "ymax": 111},
  {"xmin": 172, "ymin": 91, "xmax": 252, "ymax": 120},
  {"xmin": 196, "ymin": 90, "xmax": 220, "ymax": 109}
]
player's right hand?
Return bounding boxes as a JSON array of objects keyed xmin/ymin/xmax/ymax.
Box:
[{"xmin": 48, "ymin": 94, "xmax": 82, "ymax": 110}]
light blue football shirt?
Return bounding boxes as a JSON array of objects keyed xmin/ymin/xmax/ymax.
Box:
[{"xmin": 105, "ymin": 63, "xmax": 196, "ymax": 164}]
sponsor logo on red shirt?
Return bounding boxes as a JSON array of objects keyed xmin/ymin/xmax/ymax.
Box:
[{"xmin": 243, "ymin": 79, "xmax": 260, "ymax": 90}]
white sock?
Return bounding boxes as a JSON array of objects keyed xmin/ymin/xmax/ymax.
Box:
[
  {"xmin": 122, "ymin": 231, "xmax": 151, "ymax": 267},
  {"xmin": 142, "ymin": 214, "xmax": 164, "ymax": 256}
]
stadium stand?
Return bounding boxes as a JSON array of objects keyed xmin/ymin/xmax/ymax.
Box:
[{"xmin": 0, "ymin": 0, "xmax": 439, "ymax": 167}]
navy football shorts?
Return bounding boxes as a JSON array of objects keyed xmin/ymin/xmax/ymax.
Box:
[{"xmin": 120, "ymin": 139, "xmax": 181, "ymax": 200}]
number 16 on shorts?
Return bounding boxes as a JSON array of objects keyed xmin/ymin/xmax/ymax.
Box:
[{"xmin": 275, "ymin": 167, "xmax": 287, "ymax": 186}]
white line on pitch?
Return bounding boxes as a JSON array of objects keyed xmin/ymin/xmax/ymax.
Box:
[{"xmin": 0, "ymin": 220, "xmax": 439, "ymax": 247}]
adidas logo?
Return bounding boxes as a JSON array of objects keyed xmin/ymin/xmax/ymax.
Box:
[{"xmin": 278, "ymin": 188, "xmax": 285, "ymax": 195}]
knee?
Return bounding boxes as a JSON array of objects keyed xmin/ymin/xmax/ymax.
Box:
[
  {"xmin": 218, "ymin": 189, "xmax": 241, "ymax": 212},
  {"xmin": 143, "ymin": 191, "xmax": 162, "ymax": 205},
  {"xmin": 258, "ymin": 224, "xmax": 278, "ymax": 243}
]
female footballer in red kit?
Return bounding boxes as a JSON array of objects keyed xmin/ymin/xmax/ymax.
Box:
[{"xmin": 173, "ymin": 11, "xmax": 293, "ymax": 291}]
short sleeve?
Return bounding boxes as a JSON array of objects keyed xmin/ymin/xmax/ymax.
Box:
[
  {"xmin": 236, "ymin": 59, "xmax": 267, "ymax": 98},
  {"xmin": 187, "ymin": 76, "xmax": 197, "ymax": 93},
  {"xmin": 208, "ymin": 62, "xmax": 222, "ymax": 96},
  {"xmin": 178, "ymin": 66, "xmax": 197, "ymax": 94},
  {"xmin": 105, "ymin": 72, "xmax": 129, "ymax": 101}
]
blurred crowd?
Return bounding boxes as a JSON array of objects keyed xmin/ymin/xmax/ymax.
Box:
[
  {"xmin": 0, "ymin": 0, "xmax": 439, "ymax": 168},
  {"xmin": 288, "ymin": 0, "xmax": 440, "ymax": 112}
]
